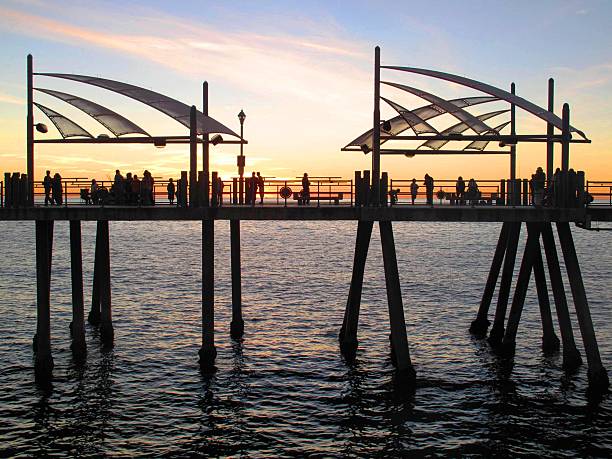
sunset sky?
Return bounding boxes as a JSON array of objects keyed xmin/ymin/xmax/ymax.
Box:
[{"xmin": 1, "ymin": 0, "xmax": 611, "ymax": 182}]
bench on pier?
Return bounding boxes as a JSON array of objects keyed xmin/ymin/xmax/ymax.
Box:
[{"xmin": 292, "ymin": 192, "xmax": 344, "ymax": 205}]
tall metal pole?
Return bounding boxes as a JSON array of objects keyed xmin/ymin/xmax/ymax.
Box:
[
  {"xmin": 202, "ymin": 82, "xmax": 210, "ymax": 207},
  {"xmin": 372, "ymin": 46, "xmax": 381, "ymax": 205},
  {"xmin": 510, "ymin": 82, "xmax": 516, "ymax": 183},
  {"xmin": 27, "ymin": 54, "xmax": 34, "ymax": 206},
  {"xmin": 189, "ymin": 105, "xmax": 197, "ymax": 207},
  {"xmin": 561, "ymin": 103, "xmax": 570, "ymax": 171},
  {"xmin": 546, "ymin": 78, "xmax": 555, "ymax": 182}
]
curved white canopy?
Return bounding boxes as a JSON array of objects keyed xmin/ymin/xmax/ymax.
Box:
[
  {"xmin": 382, "ymin": 66, "xmax": 587, "ymax": 139},
  {"xmin": 383, "ymin": 81, "xmax": 496, "ymax": 134},
  {"xmin": 36, "ymin": 88, "xmax": 149, "ymax": 137},
  {"xmin": 36, "ymin": 73, "xmax": 239, "ymax": 137},
  {"xmin": 381, "ymin": 97, "xmax": 439, "ymax": 135},
  {"xmin": 34, "ymin": 103, "xmax": 93, "ymax": 138}
]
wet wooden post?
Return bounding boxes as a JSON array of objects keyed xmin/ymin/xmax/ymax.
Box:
[
  {"xmin": 230, "ymin": 220, "xmax": 244, "ymax": 338},
  {"xmin": 69, "ymin": 220, "xmax": 86, "ymax": 359},
  {"xmin": 381, "ymin": 172, "xmax": 389, "ymax": 206},
  {"xmin": 339, "ymin": 220, "xmax": 373, "ymax": 358},
  {"xmin": 363, "ymin": 170, "xmax": 371, "ymax": 206},
  {"xmin": 232, "ymin": 178, "xmax": 238, "ymax": 205},
  {"xmin": 34, "ymin": 220, "xmax": 54, "ymax": 380},
  {"xmin": 379, "ymin": 220, "xmax": 415, "ymax": 382},
  {"xmin": 556, "ymin": 222, "xmax": 609, "ymax": 392},
  {"xmin": 99, "ymin": 220, "xmax": 114, "ymax": 346},
  {"xmin": 211, "ymin": 172, "xmax": 218, "ymax": 207},
  {"xmin": 88, "ymin": 221, "xmax": 102, "ymax": 325},
  {"xmin": 199, "ymin": 219, "xmax": 217, "ymax": 368},
  {"xmin": 501, "ymin": 223, "xmax": 541, "ymax": 356},
  {"xmin": 488, "ymin": 222, "xmax": 521, "ymax": 347},
  {"xmin": 532, "ymin": 239, "xmax": 561, "ymax": 354},
  {"xmin": 541, "ymin": 223, "xmax": 582, "ymax": 370},
  {"xmin": 470, "ymin": 222, "xmax": 510, "ymax": 336},
  {"xmin": 354, "ymin": 171, "xmax": 362, "ymax": 207},
  {"xmin": 522, "ymin": 179, "xmax": 529, "ymax": 206}
]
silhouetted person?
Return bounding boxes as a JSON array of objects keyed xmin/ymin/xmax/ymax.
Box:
[
  {"xmin": 124, "ymin": 172, "xmax": 134, "ymax": 204},
  {"xmin": 568, "ymin": 168, "xmax": 578, "ymax": 207},
  {"xmin": 257, "ymin": 172, "xmax": 264, "ymax": 204},
  {"xmin": 114, "ymin": 169, "xmax": 124, "ymax": 203},
  {"xmin": 410, "ymin": 178, "xmax": 419, "ymax": 204},
  {"xmin": 302, "ymin": 173, "xmax": 311, "ymax": 205},
  {"xmin": 142, "ymin": 170, "xmax": 154, "ymax": 205},
  {"xmin": 456, "ymin": 176, "xmax": 465, "ymax": 204},
  {"xmin": 389, "ymin": 188, "xmax": 399, "ymax": 205},
  {"xmin": 249, "ymin": 172, "xmax": 257, "ymax": 206},
  {"xmin": 217, "ymin": 176, "xmax": 224, "ymax": 206},
  {"xmin": 43, "ymin": 170, "xmax": 52, "ymax": 206},
  {"xmin": 467, "ymin": 178, "xmax": 479, "ymax": 205},
  {"xmin": 132, "ymin": 174, "xmax": 141, "ymax": 204},
  {"xmin": 90, "ymin": 179, "xmax": 99, "ymax": 205},
  {"xmin": 167, "ymin": 178, "xmax": 175, "ymax": 205},
  {"xmin": 52, "ymin": 173, "xmax": 62, "ymax": 205},
  {"xmin": 532, "ymin": 166, "xmax": 545, "ymax": 206},
  {"xmin": 424, "ymin": 173, "xmax": 434, "ymax": 206}
]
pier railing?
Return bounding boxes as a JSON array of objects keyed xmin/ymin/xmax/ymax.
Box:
[{"xmin": 0, "ymin": 172, "xmax": 597, "ymax": 209}]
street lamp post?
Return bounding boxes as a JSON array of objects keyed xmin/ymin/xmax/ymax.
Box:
[{"xmin": 237, "ymin": 109, "xmax": 246, "ymax": 204}]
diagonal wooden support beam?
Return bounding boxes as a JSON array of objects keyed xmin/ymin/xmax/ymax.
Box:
[
  {"xmin": 532, "ymin": 237, "xmax": 561, "ymax": 354},
  {"xmin": 556, "ymin": 222, "xmax": 609, "ymax": 393},
  {"xmin": 500, "ymin": 223, "xmax": 542, "ymax": 357},
  {"xmin": 471, "ymin": 222, "xmax": 510, "ymax": 337},
  {"xmin": 488, "ymin": 222, "xmax": 521, "ymax": 347},
  {"xmin": 541, "ymin": 223, "xmax": 582, "ymax": 371},
  {"xmin": 379, "ymin": 221, "xmax": 416, "ymax": 383},
  {"xmin": 339, "ymin": 220, "xmax": 373, "ymax": 359}
]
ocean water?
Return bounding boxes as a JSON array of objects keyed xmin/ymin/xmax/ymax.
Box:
[{"xmin": 0, "ymin": 220, "xmax": 610, "ymax": 457}]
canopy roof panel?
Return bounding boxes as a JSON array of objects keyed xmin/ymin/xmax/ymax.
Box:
[
  {"xmin": 383, "ymin": 81, "xmax": 496, "ymax": 134},
  {"xmin": 345, "ymin": 96, "xmax": 497, "ymax": 150},
  {"xmin": 382, "ymin": 66, "xmax": 587, "ymax": 139},
  {"xmin": 36, "ymin": 88, "xmax": 149, "ymax": 137},
  {"xmin": 36, "ymin": 73, "xmax": 239, "ymax": 137},
  {"xmin": 381, "ymin": 96, "xmax": 438, "ymax": 135},
  {"xmin": 464, "ymin": 121, "xmax": 512, "ymax": 151},
  {"xmin": 420, "ymin": 109, "xmax": 509, "ymax": 150},
  {"xmin": 34, "ymin": 103, "xmax": 93, "ymax": 138}
]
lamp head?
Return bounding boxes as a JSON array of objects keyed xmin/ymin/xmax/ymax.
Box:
[
  {"xmin": 238, "ymin": 109, "xmax": 246, "ymax": 125},
  {"xmin": 35, "ymin": 123, "xmax": 48, "ymax": 133},
  {"xmin": 382, "ymin": 120, "xmax": 392, "ymax": 132},
  {"xmin": 154, "ymin": 137, "xmax": 166, "ymax": 148},
  {"xmin": 210, "ymin": 134, "xmax": 223, "ymax": 146},
  {"xmin": 360, "ymin": 144, "xmax": 371, "ymax": 154}
]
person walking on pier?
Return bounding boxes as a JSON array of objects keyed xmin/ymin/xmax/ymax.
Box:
[
  {"xmin": 132, "ymin": 174, "xmax": 141, "ymax": 204},
  {"xmin": 410, "ymin": 178, "xmax": 419, "ymax": 204},
  {"xmin": 456, "ymin": 176, "xmax": 465, "ymax": 205},
  {"xmin": 467, "ymin": 178, "xmax": 479, "ymax": 205},
  {"xmin": 167, "ymin": 178, "xmax": 175, "ymax": 205},
  {"xmin": 43, "ymin": 170, "xmax": 52, "ymax": 206},
  {"xmin": 142, "ymin": 170, "xmax": 154, "ymax": 205},
  {"xmin": 257, "ymin": 172, "xmax": 265, "ymax": 204},
  {"xmin": 52, "ymin": 173, "xmax": 62, "ymax": 205},
  {"xmin": 424, "ymin": 173, "xmax": 434, "ymax": 206},
  {"xmin": 302, "ymin": 173, "xmax": 311, "ymax": 205}
]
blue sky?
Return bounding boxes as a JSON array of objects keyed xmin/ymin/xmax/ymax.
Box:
[{"xmin": 1, "ymin": 0, "xmax": 611, "ymax": 180}]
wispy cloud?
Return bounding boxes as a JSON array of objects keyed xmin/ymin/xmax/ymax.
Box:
[{"xmin": 0, "ymin": 91, "xmax": 22, "ymax": 105}]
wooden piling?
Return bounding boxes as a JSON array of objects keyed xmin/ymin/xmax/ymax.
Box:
[
  {"xmin": 88, "ymin": 221, "xmax": 102, "ymax": 325},
  {"xmin": 501, "ymin": 223, "xmax": 541, "ymax": 357},
  {"xmin": 230, "ymin": 220, "xmax": 244, "ymax": 338},
  {"xmin": 99, "ymin": 220, "xmax": 114, "ymax": 346},
  {"xmin": 199, "ymin": 219, "xmax": 217, "ymax": 368},
  {"xmin": 379, "ymin": 221, "xmax": 415, "ymax": 382},
  {"xmin": 339, "ymin": 220, "xmax": 373, "ymax": 358},
  {"xmin": 69, "ymin": 220, "xmax": 86, "ymax": 359},
  {"xmin": 470, "ymin": 222, "xmax": 509, "ymax": 336},
  {"xmin": 541, "ymin": 223, "xmax": 582, "ymax": 370},
  {"xmin": 556, "ymin": 222, "xmax": 609, "ymax": 392},
  {"xmin": 532, "ymin": 238, "xmax": 561, "ymax": 354},
  {"xmin": 488, "ymin": 222, "xmax": 521, "ymax": 347},
  {"xmin": 34, "ymin": 220, "xmax": 54, "ymax": 380}
]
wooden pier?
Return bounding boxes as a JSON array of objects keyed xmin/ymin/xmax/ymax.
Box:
[{"xmin": 1, "ymin": 49, "xmax": 610, "ymax": 395}]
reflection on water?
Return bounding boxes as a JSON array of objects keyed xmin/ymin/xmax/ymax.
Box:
[{"xmin": 0, "ymin": 220, "xmax": 610, "ymax": 456}]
